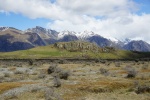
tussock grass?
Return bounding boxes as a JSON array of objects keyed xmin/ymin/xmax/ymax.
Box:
[
  {"xmin": 0, "ymin": 60, "xmax": 150, "ymax": 100},
  {"xmin": 63, "ymin": 79, "xmax": 133, "ymax": 94},
  {"xmin": 140, "ymin": 69, "xmax": 150, "ymax": 73},
  {"xmin": 0, "ymin": 82, "xmax": 37, "ymax": 94}
]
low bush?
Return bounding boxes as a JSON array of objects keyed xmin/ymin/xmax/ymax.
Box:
[
  {"xmin": 59, "ymin": 70, "xmax": 70, "ymax": 80},
  {"xmin": 48, "ymin": 64, "xmax": 70, "ymax": 80},
  {"xmin": 28, "ymin": 59, "xmax": 34, "ymax": 66},
  {"xmin": 136, "ymin": 85, "xmax": 150, "ymax": 94},
  {"xmin": 99, "ymin": 68, "xmax": 109, "ymax": 76},
  {"xmin": 115, "ymin": 62, "xmax": 121, "ymax": 67},
  {"xmin": 126, "ymin": 68, "xmax": 137, "ymax": 78},
  {"xmin": 4, "ymin": 72, "xmax": 10, "ymax": 77},
  {"xmin": 53, "ymin": 75, "xmax": 61, "ymax": 88},
  {"xmin": 47, "ymin": 64, "xmax": 57, "ymax": 74}
]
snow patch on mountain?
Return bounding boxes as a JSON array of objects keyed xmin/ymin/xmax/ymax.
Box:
[
  {"xmin": 58, "ymin": 31, "xmax": 76, "ymax": 39},
  {"xmin": 107, "ymin": 37, "xmax": 120, "ymax": 43},
  {"xmin": 75, "ymin": 30, "xmax": 98, "ymax": 39}
]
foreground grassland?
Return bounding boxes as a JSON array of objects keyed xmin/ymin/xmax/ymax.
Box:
[
  {"xmin": 0, "ymin": 44, "xmax": 150, "ymax": 59},
  {"xmin": 0, "ymin": 60, "xmax": 150, "ymax": 100}
]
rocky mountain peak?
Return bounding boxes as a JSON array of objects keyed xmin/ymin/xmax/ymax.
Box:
[{"xmin": 26, "ymin": 26, "xmax": 47, "ymax": 33}]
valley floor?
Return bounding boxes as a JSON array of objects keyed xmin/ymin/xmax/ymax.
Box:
[{"xmin": 0, "ymin": 60, "xmax": 150, "ymax": 100}]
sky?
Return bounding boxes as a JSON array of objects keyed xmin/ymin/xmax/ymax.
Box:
[{"xmin": 0, "ymin": 0, "xmax": 150, "ymax": 42}]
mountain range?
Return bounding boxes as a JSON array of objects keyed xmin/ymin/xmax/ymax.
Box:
[{"xmin": 0, "ymin": 26, "xmax": 150, "ymax": 52}]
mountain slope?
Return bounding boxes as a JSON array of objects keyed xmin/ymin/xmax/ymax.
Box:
[
  {"xmin": 123, "ymin": 40, "xmax": 150, "ymax": 52},
  {"xmin": 87, "ymin": 35, "xmax": 113, "ymax": 47},
  {"xmin": 0, "ymin": 27, "xmax": 46, "ymax": 52},
  {"xmin": 26, "ymin": 26, "xmax": 58, "ymax": 45},
  {"xmin": 0, "ymin": 34, "xmax": 34, "ymax": 52},
  {"xmin": 0, "ymin": 26, "xmax": 150, "ymax": 52}
]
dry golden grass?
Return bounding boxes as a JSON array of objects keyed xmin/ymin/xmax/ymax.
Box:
[
  {"xmin": 60, "ymin": 64, "xmax": 83, "ymax": 69},
  {"xmin": 0, "ymin": 82, "xmax": 37, "ymax": 94},
  {"xmin": 8, "ymin": 67, "xmax": 16, "ymax": 71},
  {"xmin": 140, "ymin": 69, "xmax": 150, "ymax": 73},
  {"xmin": 17, "ymin": 91, "xmax": 45, "ymax": 100},
  {"xmin": 63, "ymin": 90, "xmax": 86, "ymax": 100},
  {"xmin": 0, "ymin": 61, "xmax": 150, "ymax": 100},
  {"xmin": 118, "ymin": 70, "xmax": 128, "ymax": 74},
  {"xmin": 63, "ymin": 79, "xmax": 133, "ymax": 93},
  {"xmin": 110, "ymin": 67, "xmax": 120, "ymax": 70},
  {"xmin": 61, "ymin": 77, "xmax": 134, "ymax": 100}
]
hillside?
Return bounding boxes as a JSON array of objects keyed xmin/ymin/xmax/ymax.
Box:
[{"xmin": 0, "ymin": 41, "xmax": 150, "ymax": 59}]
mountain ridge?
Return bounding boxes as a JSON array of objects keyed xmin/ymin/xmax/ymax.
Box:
[{"xmin": 0, "ymin": 26, "xmax": 150, "ymax": 52}]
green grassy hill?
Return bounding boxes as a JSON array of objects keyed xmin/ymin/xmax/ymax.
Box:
[{"xmin": 0, "ymin": 41, "xmax": 150, "ymax": 59}]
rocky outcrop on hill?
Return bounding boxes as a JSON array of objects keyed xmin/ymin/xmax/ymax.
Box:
[{"xmin": 54, "ymin": 41, "xmax": 100, "ymax": 53}]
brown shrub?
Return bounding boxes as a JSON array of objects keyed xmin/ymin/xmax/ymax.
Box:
[
  {"xmin": 126, "ymin": 68, "xmax": 137, "ymax": 78},
  {"xmin": 99, "ymin": 68, "xmax": 109, "ymax": 76},
  {"xmin": 136, "ymin": 85, "xmax": 150, "ymax": 94},
  {"xmin": 47, "ymin": 64, "xmax": 57, "ymax": 74}
]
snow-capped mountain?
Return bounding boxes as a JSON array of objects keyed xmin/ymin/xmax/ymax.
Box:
[
  {"xmin": 75, "ymin": 30, "xmax": 98, "ymax": 39},
  {"xmin": 107, "ymin": 37, "xmax": 120, "ymax": 44},
  {"xmin": 58, "ymin": 31, "xmax": 76, "ymax": 39},
  {"xmin": 0, "ymin": 27, "xmax": 10, "ymax": 31},
  {"xmin": 57, "ymin": 30, "xmax": 115, "ymax": 47},
  {"xmin": 0, "ymin": 26, "xmax": 150, "ymax": 52}
]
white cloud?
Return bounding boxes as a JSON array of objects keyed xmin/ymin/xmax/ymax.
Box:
[
  {"xmin": 0, "ymin": 0, "xmax": 150, "ymax": 43},
  {"xmin": 0, "ymin": 0, "xmax": 68, "ymax": 20},
  {"xmin": 48, "ymin": 14, "xmax": 150, "ymax": 43},
  {"xmin": 56, "ymin": 0, "xmax": 138, "ymax": 17},
  {"xmin": 0, "ymin": 0, "xmax": 138, "ymax": 19}
]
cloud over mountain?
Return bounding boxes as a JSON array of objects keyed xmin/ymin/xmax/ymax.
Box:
[{"xmin": 0, "ymin": 0, "xmax": 150, "ymax": 43}]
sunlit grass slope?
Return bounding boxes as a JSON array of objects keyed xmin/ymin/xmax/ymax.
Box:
[{"xmin": 0, "ymin": 42, "xmax": 149, "ymax": 59}]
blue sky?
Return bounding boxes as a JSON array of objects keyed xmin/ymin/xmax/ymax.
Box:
[
  {"xmin": 134, "ymin": 0, "xmax": 150, "ymax": 14},
  {"xmin": 0, "ymin": 12, "xmax": 50, "ymax": 30},
  {"xmin": 0, "ymin": 0, "xmax": 150, "ymax": 42}
]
